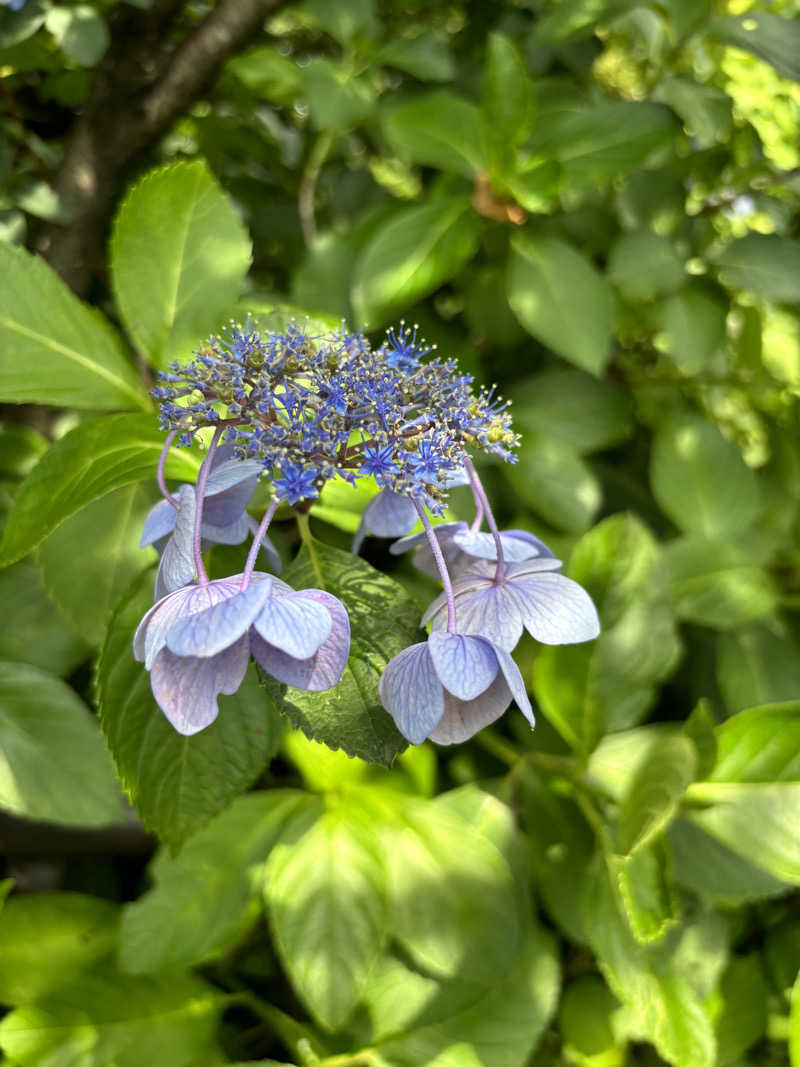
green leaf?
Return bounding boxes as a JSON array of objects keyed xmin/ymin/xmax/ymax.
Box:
[
  {"xmin": 505, "ymin": 430, "xmax": 601, "ymax": 532},
  {"xmin": 381, "ymin": 793, "xmax": 521, "ymax": 984},
  {"xmin": 96, "ymin": 570, "xmax": 283, "ymax": 849},
  {"xmin": 587, "ymin": 724, "xmax": 675, "ymax": 801},
  {"xmin": 111, "ymin": 161, "xmax": 251, "ymax": 369},
  {"xmin": 0, "ymin": 244, "xmax": 146, "ymax": 409},
  {"xmin": 658, "ymin": 286, "xmax": 728, "ymax": 374},
  {"xmin": 616, "ymin": 839, "xmax": 678, "ymax": 945},
  {"xmin": 0, "ymin": 971, "xmax": 221, "ymax": 1067},
  {"xmin": 309, "ymin": 476, "xmax": 380, "ymax": 534},
  {"xmin": 688, "ymin": 783, "xmax": 800, "ymax": 883},
  {"xmin": 0, "ymin": 660, "xmax": 121, "ymax": 827},
  {"xmin": 303, "ymin": 59, "xmax": 376, "ymax": 130},
  {"xmin": 0, "ymin": 561, "xmax": 89, "ymax": 677},
  {"xmin": 0, "ymin": 0, "xmax": 48, "ymax": 48},
  {"xmin": 617, "ymin": 734, "xmax": 696, "ymax": 854},
  {"xmin": 46, "ymin": 5, "xmax": 109, "ymax": 66},
  {"xmin": 682, "ymin": 699, "xmax": 717, "ymax": 781},
  {"xmin": 37, "ymin": 483, "xmax": 156, "ymax": 645},
  {"xmin": 650, "ymin": 414, "xmax": 763, "ymax": 540},
  {"xmin": 558, "ymin": 975, "xmax": 622, "ymax": 1063},
  {"xmin": 536, "ymin": 0, "xmax": 632, "ymax": 42},
  {"xmin": 507, "ymin": 234, "xmax": 615, "ymax": 375},
  {"xmin": 710, "ymin": 701, "xmax": 800, "ymax": 783},
  {"xmin": 715, "ymin": 234, "xmax": 800, "ymax": 303},
  {"xmin": 608, "ymin": 229, "xmax": 685, "ymax": 302},
  {"xmin": 303, "ymin": 0, "xmax": 379, "ymax": 43},
  {"xmin": 382, "ymin": 92, "xmax": 485, "ymax": 178},
  {"xmin": 352, "ymin": 196, "xmax": 482, "ymax": 326},
  {"xmin": 510, "ymin": 367, "xmax": 633, "ymax": 454},
  {"xmin": 654, "ymin": 75, "xmax": 732, "ymax": 149},
  {"xmin": 791, "ymin": 969, "xmax": 800, "ymax": 1067},
  {"xmin": 714, "ymin": 954, "xmax": 768, "ymax": 1066},
  {"xmin": 717, "ymin": 623, "xmax": 800, "ymax": 715},
  {"xmin": 709, "ymin": 13, "xmax": 800, "ymax": 83},
  {"xmin": 120, "ymin": 790, "xmax": 307, "ymax": 974},
  {"xmin": 0, "ymin": 893, "xmax": 118, "ymax": 1005},
  {"xmin": 266, "ymin": 541, "xmax": 416, "ymax": 766},
  {"xmin": 265, "ymin": 799, "xmax": 387, "ymax": 1030},
  {"xmin": 0, "ymin": 414, "xmax": 199, "ymax": 568},
  {"xmin": 664, "ymin": 537, "xmax": 777, "ymax": 630},
  {"xmin": 377, "ymin": 31, "xmax": 454, "ymax": 82},
  {"xmin": 481, "ymin": 33, "xmax": 532, "ymax": 181},
  {"xmin": 536, "ymin": 101, "xmax": 677, "ymax": 190}
]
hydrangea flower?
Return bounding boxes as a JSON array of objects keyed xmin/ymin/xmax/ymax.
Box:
[
  {"xmin": 379, "ymin": 631, "xmax": 534, "ymax": 745},
  {"xmin": 352, "ymin": 488, "xmax": 418, "ymax": 554},
  {"xmin": 424, "ymin": 558, "xmax": 600, "ymax": 652},
  {"xmin": 390, "ymin": 521, "xmax": 555, "ymax": 579},
  {"xmin": 134, "ymin": 572, "xmax": 349, "ymax": 735}
]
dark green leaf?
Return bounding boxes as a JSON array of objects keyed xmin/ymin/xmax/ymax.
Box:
[
  {"xmin": 655, "ymin": 75, "xmax": 732, "ymax": 148},
  {"xmin": 715, "ymin": 954, "xmax": 768, "ymax": 1065},
  {"xmin": 0, "ymin": 660, "xmax": 122, "ymax": 827},
  {"xmin": 507, "ymin": 234, "xmax": 615, "ymax": 374},
  {"xmin": 658, "ymin": 286, "xmax": 728, "ymax": 373},
  {"xmin": 709, "ymin": 13, "xmax": 800, "ymax": 83},
  {"xmin": 558, "ymin": 975, "xmax": 622, "ymax": 1062},
  {"xmin": 377, "ymin": 32, "xmax": 454, "ymax": 82},
  {"xmin": 536, "ymin": 0, "xmax": 632, "ymax": 42},
  {"xmin": 608, "ymin": 230, "xmax": 685, "ymax": 302},
  {"xmin": 717, "ymin": 623, "xmax": 800, "ymax": 715},
  {"xmin": 303, "ymin": 59, "xmax": 376, "ymax": 129},
  {"xmin": 303, "ymin": 0, "xmax": 379, "ymax": 43},
  {"xmin": 0, "ymin": 414, "xmax": 199, "ymax": 568},
  {"xmin": 505, "ymin": 430, "xmax": 601, "ymax": 532},
  {"xmin": 715, "ymin": 234, "xmax": 800, "ymax": 303},
  {"xmin": 0, "ymin": 0, "xmax": 48, "ymax": 48},
  {"xmin": 482, "ymin": 33, "xmax": 532, "ymax": 181},
  {"xmin": 111, "ymin": 161, "xmax": 251, "ymax": 369},
  {"xmin": 265, "ymin": 540, "xmax": 414, "ymax": 765},
  {"xmin": 382, "ymin": 92, "xmax": 485, "ymax": 178},
  {"xmin": 0, "ymin": 561, "xmax": 89, "ymax": 676},
  {"xmin": 96, "ymin": 570, "xmax": 283, "ymax": 849},
  {"xmin": 46, "ymin": 5, "xmax": 109, "ymax": 67},
  {"xmin": 0, "ymin": 244, "xmax": 146, "ymax": 409}
]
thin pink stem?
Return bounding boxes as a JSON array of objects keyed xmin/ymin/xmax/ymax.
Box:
[
  {"xmin": 192, "ymin": 426, "xmax": 223, "ymax": 586},
  {"xmin": 241, "ymin": 498, "xmax": 279, "ymax": 590},
  {"xmin": 470, "ymin": 496, "xmax": 484, "ymax": 533},
  {"xmin": 157, "ymin": 431, "xmax": 179, "ymax": 508},
  {"xmin": 463, "ymin": 457, "xmax": 505, "ymax": 583},
  {"xmin": 414, "ymin": 500, "xmax": 458, "ymax": 635}
]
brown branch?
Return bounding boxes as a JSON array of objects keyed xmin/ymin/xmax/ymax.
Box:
[{"xmin": 33, "ymin": 0, "xmax": 286, "ymax": 296}]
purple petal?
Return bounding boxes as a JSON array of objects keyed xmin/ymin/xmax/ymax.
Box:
[
  {"xmin": 504, "ymin": 558, "xmax": 564, "ymax": 578},
  {"xmin": 246, "ymin": 517, "xmax": 282, "ymax": 573},
  {"xmin": 202, "ymin": 461, "xmax": 261, "ymax": 527},
  {"xmin": 137, "ymin": 581, "xmax": 240, "ymax": 669},
  {"xmin": 250, "ymin": 589, "xmax": 350, "ymax": 690},
  {"xmin": 452, "ymin": 529, "xmax": 553, "ymax": 563},
  {"xmin": 511, "ymin": 573, "xmax": 601, "ymax": 645},
  {"xmin": 150, "ymin": 637, "xmax": 250, "ymax": 735},
  {"xmin": 389, "ymin": 521, "xmax": 466, "ymax": 556},
  {"xmin": 441, "ymin": 466, "xmax": 470, "ymax": 488},
  {"xmin": 166, "ymin": 579, "xmax": 272, "ymax": 658},
  {"xmin": 428, "ymin": 674, "xmax": 512, "ymax": 745},
  {"xmin": 492, "ymin": 645, "xmax": 535, "ymax": 727},
  {"xmin": 427, "ymin": 631, "xmax": 499, "ymax": 701},
  {"xmin": 201, "ymin": 512, "xmax": 251, "ymax": 546},
  {"xmin": 204, "ymin": 457, "xmax": 263, "ymax": 494},
  {"xmin": 155, "ymin": 484, "xmax": 196, "ymax": 599},
  {"xmin": 430, "ymin": 583, "xmax": 525, "ymax": 652},
  {"xmin": 363, "ymin": 489, "xmax": 418, "ymax": 538},
  {"xmin": 378, "ymin": 643, "xmax": 444, "ymax": 745},
  {"xmin": 140, "ymin": 498, "xmax": 178, "ymax": 548},
  {"xmin": 253, "ymin": 591, "xmax": 333, "ymax": 659}
]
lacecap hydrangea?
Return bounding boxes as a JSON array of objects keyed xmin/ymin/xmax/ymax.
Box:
[{"xmin": 134, "ymin": 319, "xmax": 599, "ymax": 744}]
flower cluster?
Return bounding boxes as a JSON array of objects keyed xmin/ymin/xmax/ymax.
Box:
[{"xmin": 136, "ymin": 320, "xmax": 599, "ymax": 744}]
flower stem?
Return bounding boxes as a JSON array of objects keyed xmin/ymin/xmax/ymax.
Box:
[
  {"xmin": 413, "ymin": 499, "xmax": 458, "ymax": 634},
  {"xmin": 463, "ymin": 457, "xmax": 505, "ymax": 582},
  {"xmin": 191, "ymin": 425, "xmax": 223, "ymax": 586},
  {"xmin": 156, "ymin": 430, "xmax": 179, "ymax": 508},
  {"xmin": 241, "ymin": 497, "xmax": 278, "ymax": 590}
]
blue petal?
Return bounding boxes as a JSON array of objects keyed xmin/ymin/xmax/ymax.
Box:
[
  {"xmin": 378, "ymin": 643, "xmax": 444, "ymax": 744},
  {"xmin": 253, "ymin": 591, "xmax": 333, "ymax": 659},
  {"xmin": 504, "ymin": 558, "xmax": 564, "ymax": 578},
  {"xmin": 492, "ymin": 644, "xmax": 535, "ymax": 727},
  {"xmin": 202, "ymin": 462, "xmax": 260, "ymax": 527},
  {"xmin": 246, "ymin": 517, "xmax": 282, "ymax": 573},
  {"xmin": 251, "ymin": 590, "xmax": 350, "ymax": 691},
  {"xmin": 140, "ymin": 498, "xmax": 178, "ymax": 548},
  {"xmin": 150, "ymin": 637, "xmax": 249, "ymax": 735},
  {"xmin": 201, "ymin": 512, "xmax": 251, "ymax": 546},
  {"xmin": 389, "ymin": 522, "xmax": 465, "ymax": 556},
  {"xmin": 166, "ymin": 578, "xmax": 272, "ymax": 658},
  {"xmin": 452, "ymin": 529, "xmax": 553, "ymax": 563},
  {"xmin": 427, "ymin": 631, "xmax": 499, "ymax": 701},
  {"xmin": 136, "ymin": 581, "xmax": 239, "ymax": 669},
  {"xmin": 511, "ymin": 573, "xmax": 601, "ymax": 645},
  {"xmin": 430, "ymin": 583, "xmax": 525, "ymax": 652},
  {"xmin": 154, "ymin": 484, "xmax": 196, "ymax": 599},
  {"xmin": 428, "ymin": 674, "xmax": 512, "ymax": 745},
  {"xmin": 441, "ymin": 466, "xmax": 470, "ymax": 488},
  {"xmin": 363, "ymin": 489, "xmax": 418, "ymax": 538},
  {"xmin": 204, "ymin": 457, "xmax": 263, "ymax": 494}
]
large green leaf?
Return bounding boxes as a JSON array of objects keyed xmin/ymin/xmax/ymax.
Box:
[
  {"xmin": 715, "ymin": 954, "xmax": 768, "ymax": 1066},
  {"xmin": 120, "ymin": 790, "xmax": 308, "ymax": 974},
  {"xmin": 0, "ymin": 893, "xmax": 119, "ymax": 1005},
  {"xmin": 717, "ymin": 623, "xmax": 800, "ymax": 715},
  {"xmin": 111, "ymin": 160, "xmax": 251, "ymax": 369},
  {"xmin": 303, "ymin": 59, "xmax": 376, "ymax": 130},
  {"xmin": 535, "ymin": 0, "xmax": 632, "ymax": 42},
  {"xmin": 715, "ymin": 234, "xmax": 800, "ymax": 304},
  {"xmin": 265, "ymin": 799, "xmax": 387, "ymax": 1031},
  {"xmin": 0, "ymin": 414, "xmax": 199, "ymax": 568},
  {"xmin": 507, "ymin": 234, "xmax": 615, "ymax": 375},
  {"xmin": 650, "ymin": 414, "xmax": 763, "ymax": 541},
  {"xmin": 0, "ymin": 972, "xmax": 220, "ymax": 1067},
  {"xmin": 608, "ymin": 230, "xmax": 685, "ymax": 302},
  {"xmin": 616, "ymin": 839, "xmax": 678, "ymax": 945},
  {"xmin": 0, "ymin": 660, "xmax": 122, "ymax": 827},
  {"xmin": 481, "ymin": 33, "xmax": 532, "ymax": 181},
  {"xmin": 0, "ymin": 561, "xmax": 89, "ymax": 676},
  {"xmin": 617, "ymin": 734, "xmax": 697, "ymax": 854},
  {"xmin": 96, "ymin": 570, "xmax": 283, "ymax": 849},
  {"xmin": 658, "ymin": 286, "xmax": 728, "ymax": 374},
  {"xmin": 709, "ymin": 13, "xmax": 800, "ymax": 83},
  {"xmin": 352, "ymin": 196, "xmax": 482, "ymax": 326},
  {"xmin": 382, "ymin": 93, "xmax": 485, "ymax": 178},
  {"xmin": 37, "ymin": 483, "xmax": 156, "ymax": 645},
  {"xmin": 505, "ymin": 430, "xmax": 601, "ymax": 532},
  {"xmin": 0, "ymin": 244, "xmax": 146, "ymax": 409},
  {"xmin": 266, "ymin": 540, "xmax": 415, "ymax": 766},
  {"xmin": 377, "ymin": 31, "xmax": 454, "ymax": 82},
  {"xmin": 710, "ymin": 702, "xmax": 800, "ymax": 783}
]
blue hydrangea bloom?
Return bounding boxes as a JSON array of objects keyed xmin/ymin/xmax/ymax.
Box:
[
  {"xmin": 379, "ymin": 631, "xmax": 534, "ymax": 745},
  {"xmin": 424, "ymin": 558, "xmax": 600, "ymax": 652},
  {"xmin": 391, "ymin": 521, "xmax": 555, "ymax": 579},
  {"xmin": 134, "ymin": 572, "xmax": 350, "ymax": 735}
]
